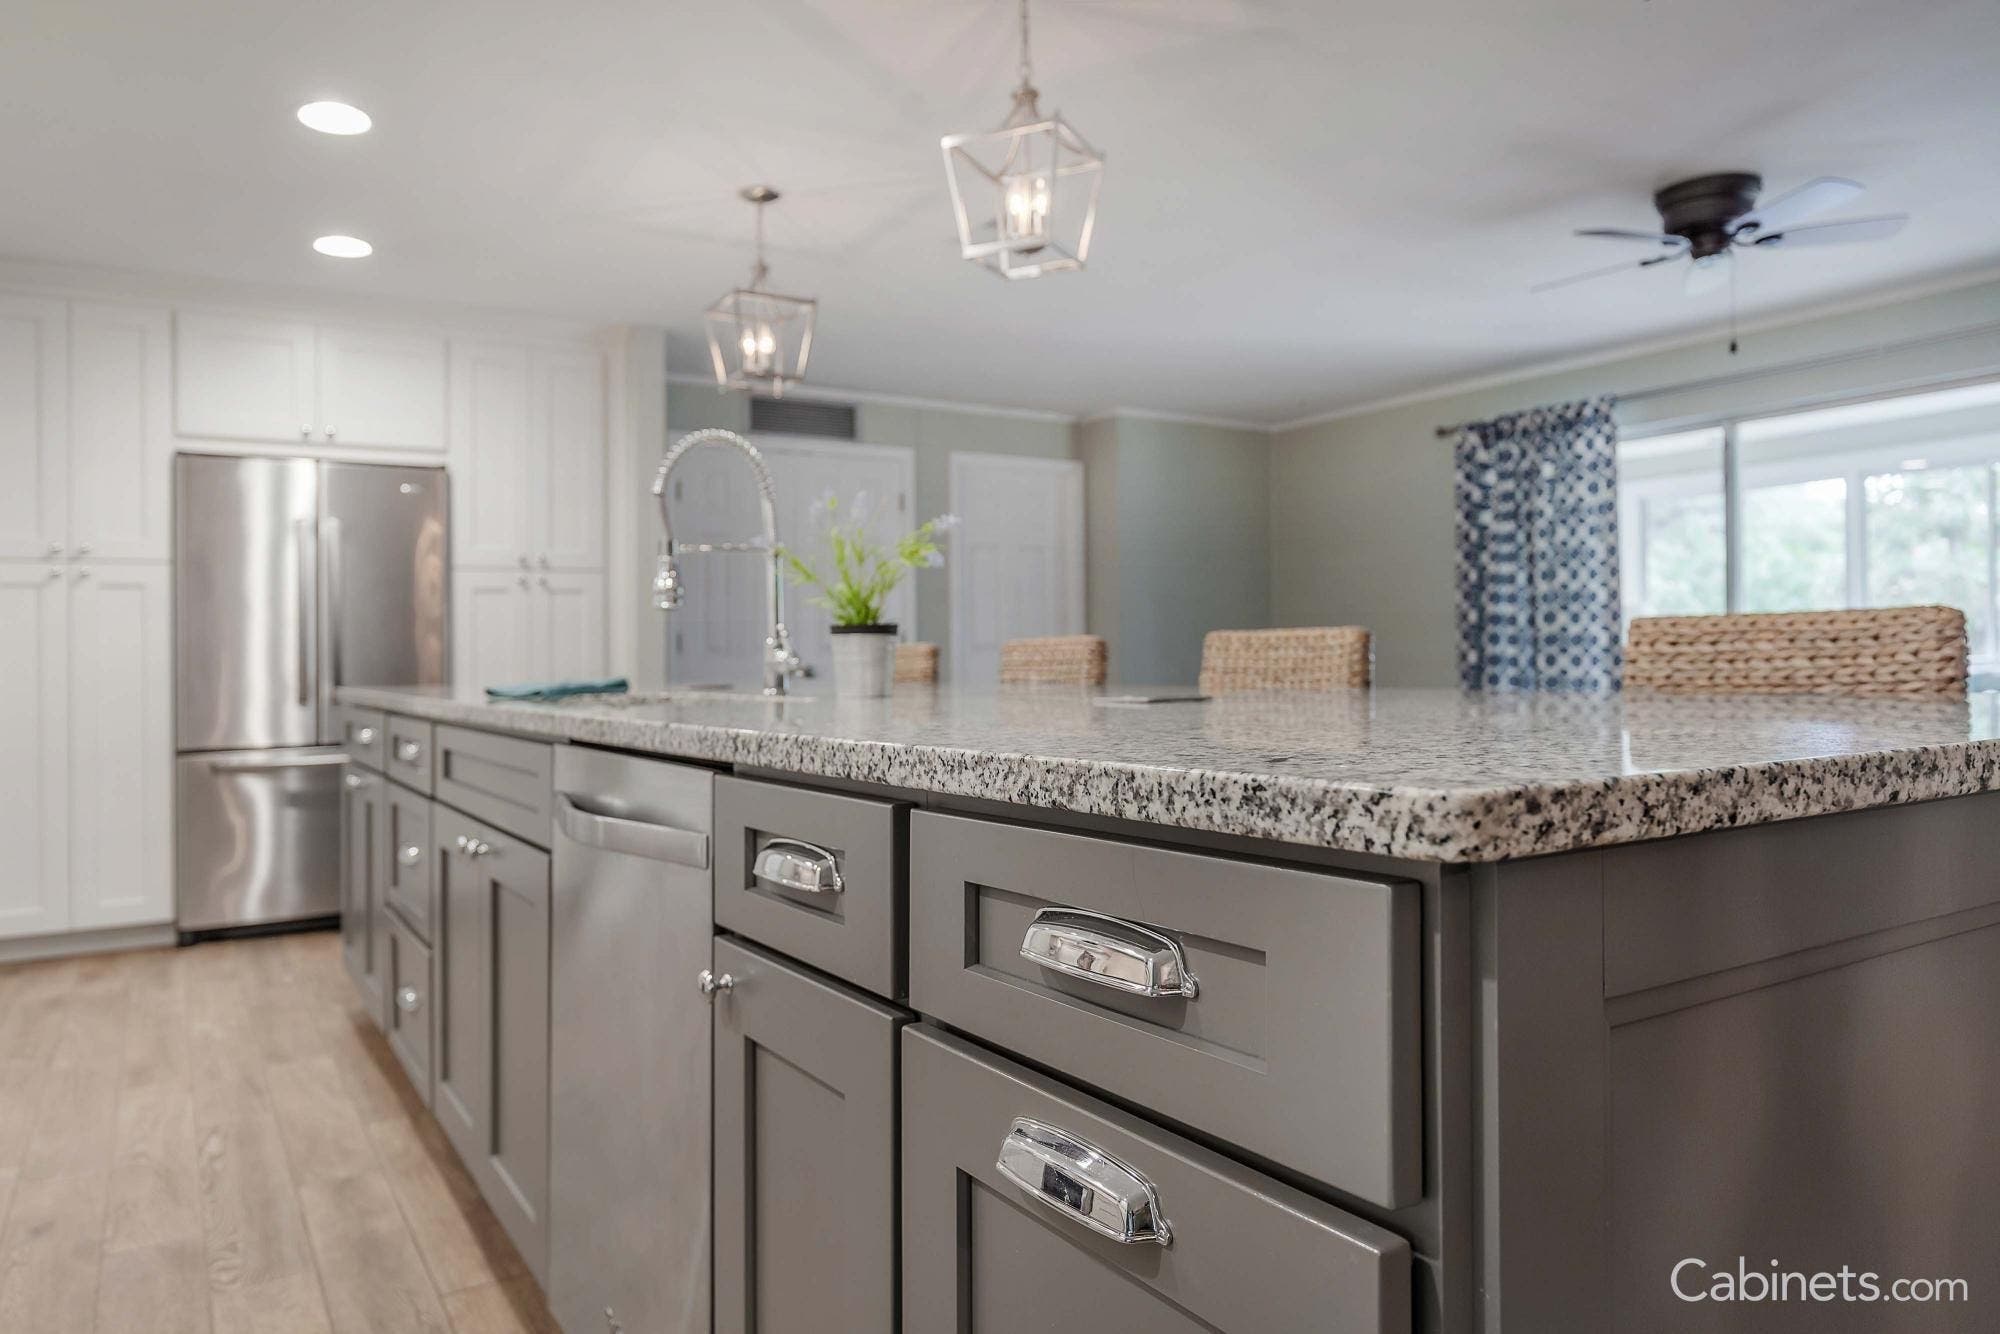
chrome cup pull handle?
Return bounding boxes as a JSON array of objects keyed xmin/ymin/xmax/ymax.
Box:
[
  {"xmin": 1019, "ymin": 908, "xmax": 1199, "ymax": 1000},
  {"xmin": 752, "ymin": 838, "xmax": 843, "ymax": 896},
  {"xmin": 996, "ymin": 1118, "xmax": 1172, "ymax": 1246}
]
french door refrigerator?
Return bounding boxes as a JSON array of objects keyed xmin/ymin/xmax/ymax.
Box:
[{"xmin": 174, "ymin": 454, "xmax": 448, "ymax": 935}]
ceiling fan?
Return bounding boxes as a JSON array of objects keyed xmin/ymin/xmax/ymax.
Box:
[{"xmin": 1534, "ymin": 173, "xmax": 1908, "ymax": 295}]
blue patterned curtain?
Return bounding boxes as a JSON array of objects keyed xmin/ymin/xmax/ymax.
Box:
[{"xmin": 1454, "ymin": 397, "xmax": 1621, "ymax": 691}]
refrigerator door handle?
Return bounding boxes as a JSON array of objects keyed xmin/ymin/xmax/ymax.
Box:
[
  {"xmin": 207, "ymin": 754, "xmax": 352, "ymax": 773},
  {"xmin": 322, "ymin": 514, "xmax": 345, "ymax": 711},
  {"xmin": 294, "ymin": 518, "xmax": 316, "ymax": 707}
]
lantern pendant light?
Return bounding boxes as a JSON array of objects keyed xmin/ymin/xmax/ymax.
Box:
[
  {"xmin": 704, "ymin": 186, "xmax": 816, "ymax": 395},
  {"xmin": 940, "ymin": 0, "xmax": 1104, "ymax": 280}
]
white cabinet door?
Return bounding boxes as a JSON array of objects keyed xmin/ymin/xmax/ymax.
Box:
[
  {"xmin": 66, "ymin": 562, "xmax": 172, "ymax": 930},
  {"xmin": 317, "ymin": 324, "xmax": 447, "ymax": 452},
  {"xmin": 535, "ymin": 572, "xmax": 605, "ymax": 681},
  {"xmin": 449, "ymin": 342, "xmax": 534, "ymax": 569},
  {"xmin": 0, "ymin": 562, "xmax": 70, "ymax": 937},
  {"xmin": 69, "ymin": 302, "xmax": 173, "ymax": 561},
  {"xmin": 532, "ymin": 348, "xmax": 606, "ymax": 571},
  {"xmin": 453, "ymin": 569, "xmax": 536, "ymax": 690},
  {"xmin": 0, "ymin": 295, "xmax": 67, "ymax": 560},
  {"xmin": 174, "ymin": 312, "xmax": 316, "ymax": 443},
  {"xmin": 949, "ymin": 453, "xmax": 1085, "ymax": 686}
]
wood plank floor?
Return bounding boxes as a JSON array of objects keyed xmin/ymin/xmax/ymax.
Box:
[{"xmin": 0, "ymin": 930, "xmax": 557, "ymax": 1334}]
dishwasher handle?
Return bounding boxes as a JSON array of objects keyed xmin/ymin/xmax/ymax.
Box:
[{"xmin": 555, "ymin": 793, "xmax": 710, "ymax": 869}]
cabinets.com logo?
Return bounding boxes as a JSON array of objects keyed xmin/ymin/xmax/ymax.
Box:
[{"xmin": 1673, "ymin": 1258, "xmax": 1969, "ymax": 1305}]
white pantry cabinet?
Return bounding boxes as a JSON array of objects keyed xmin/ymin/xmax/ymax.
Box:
[
  {"xmin": 0, "ymin": 293, "xmax": 67, "ymax": 560},
  {"xmin": 449, "ymin": 341, "xmax": 605, "ymax": 571},
  {"xmin": 451, "ymin": 570, "xmax": 605, "ymax": 689},
  {"xmin": 69, "ymin": 302, "xmax": 175, "ymax": 561},
  {"xmin": 175, "ymin": 311, "xmax": 447, "ymax": 451},
  {"xmin": 0, "ymin": 559, "xmax": 172, "ymax": 940}
]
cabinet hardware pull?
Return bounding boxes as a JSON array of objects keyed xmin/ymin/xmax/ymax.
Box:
[
  {"xmin": 46, "ymin": 541, "xmax": 62, "ymax": 556},
  {"xmin": 342, "ymin": 773, "xmax": 369, "ymax": 789},
  {"xmin": 752, "ymin": 838, "xmax": 843, "ymax": 896},
  {"xmin": 396, "ymin": 986, "xmax": 421, "ymax": 1013},
  {"xmin": 398, "ymin": 844, "xmax": 423, "ymax": 867},
  {"xmin": 1019, "ymin": 908, "xmax": 1199, "ymax": 1000},
  {"xmin": 395, "ymin": 740, "xmax": 423, "ymax": 763},
  {"xmin": 453, "ymin": 835, "xmax": 470, "ymax": 853},
  {"xmin": 300, "ymin": 424, "xmax": 312, "ymax": 440},
  {"xmin": 996, "ymin": 1118, "xmax": 1172, "ymax": 1246},
  {"xmin": 353, "ymin": 726, "xmax": 377, "ymax": 745},
  {"xmin": 697, "ymin": 969, "xmax": 734, "ymax": 997},
  {"xmin": 555, "ymin": 794, "xmax": 708, "ymax": 868}
]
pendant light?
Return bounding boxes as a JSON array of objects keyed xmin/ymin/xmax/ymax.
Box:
[
  {"xmin": 940, "ymin": 0, "xmax": 1104, "ymax": 280},
  {"xmin": 704, "ymin": 186, "xmax": 816, "ymax": 395}
]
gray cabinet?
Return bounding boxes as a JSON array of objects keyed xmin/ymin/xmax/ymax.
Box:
[
  {"xmin": 902, "ymin": 1024, "xmax": 1413, "ymax": 1334},
  {"xmin": 385, "ymin": 714, "xmax": 435, "ymax": 794},
  {"xmin": 383, "ymin": 783, "xmax": 435, "ymax": 942},
  {"xmin": 434, "ymin": 724, "xmax": 554, "ymax": 847},
  {"xmin": 712, "ymin": 936, "xmax": 906, "ymax": 1334},
  {"xmin": 386, "ymin": 915, "xmax": 435, "ymax": 1106},
  {"xmin": 434, "ymin": 804, "xmax": 552, "ymax": 1282},
  {"xmin": 339, "ymin": 763, "xmax": 388, "ymax": 1026}
]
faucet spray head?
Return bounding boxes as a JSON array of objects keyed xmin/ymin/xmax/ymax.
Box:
[{"xmin": 652, "ymin": 551, "xmax": 683, "ymax": 610}]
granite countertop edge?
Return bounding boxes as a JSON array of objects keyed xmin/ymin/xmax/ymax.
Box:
[{"xmin": 334, "ymin": 685, "xmax": 2000, "ymax": 863}]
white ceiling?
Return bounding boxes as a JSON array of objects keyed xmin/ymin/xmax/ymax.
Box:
[{"xmin": 4, "ymin": 0, "xmax": 1997, "ymax": 425}]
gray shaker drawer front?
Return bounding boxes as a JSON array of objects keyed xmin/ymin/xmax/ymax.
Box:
[
  {"xmin": 902, "ymin": 1025, "xmax": 1412, "ymax": 1334},
  {"xmin": 386, "ymin": 916, "xmax": 435, "ymax": 1107},
  {"xmin": 713, "ymin": 937, "xmax": 906, "ymax": 1334},
  {"xmin": 383, "ymin": 784, "xmax": 435, "ymax": 943},
  {"xmin": 909, "ymin": 810, "xmax": 1422, "ymax": 1208},
  {"xmin": 332, "ymin": 704, "xmax": 386, "ymax": 771},
  {"xmin": 433, "ymin": 725, "xmax": 554, "ymax": 847},
  {"xmin": 385, "ymin": 715, "xmax": 435, "ymax": 795},
  {"xmin": 714, "ymin": 776, "xmax": 905, "ymax": 998}
]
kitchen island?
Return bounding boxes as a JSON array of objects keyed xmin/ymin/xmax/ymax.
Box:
[{"xmin": 335, "ymin": 682, "xmax": 2000, "ymax": 1334}]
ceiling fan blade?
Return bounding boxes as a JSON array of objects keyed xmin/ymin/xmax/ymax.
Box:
[
  {"xmin": 1575, "ymin": 228, "xmax": 1688, "ymax": 248},
  {"xmin": 1684, "ymin": 252, "xmax": 1732, "ymax": 297},
  {"xmin": 1531, "ymin": 252, "xmax": 1677, "ymax": 294},
  {"xmin": 1750, "ymin": 215, "xmax": 1909, "ymax": 248},
  {"xmin": 1735, "ymin": 176, "xmax": 1864, "ymax": 236}
]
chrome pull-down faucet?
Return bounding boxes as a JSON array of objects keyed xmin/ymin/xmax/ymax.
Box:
[{"xmin": 651, "ymin": 428, "xmax": 806, "ymax": 696}]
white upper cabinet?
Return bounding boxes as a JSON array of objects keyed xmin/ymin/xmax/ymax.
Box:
[
  {"xmin": 449, "ymin": 340, "xmax": 606, "ymax": 571},
  {"xmin": 0, "ymin": 294, "xmax": 68, "ymax": 560},
  {"xmin": 537, "ymin": 571, "xmax": 606, "ymax": 681},
  {"xmin": 453, "ymin": 569, "xmax": 537, "ymax": 689},
  {"xmin": 66, "ymin": 562, "xmax": 173, "ymax": 931},
  {"xmin": 318, "ymin": 323, "xmax": 448, "ymax": 450},
  {"xmin": 174, "ymin": 311, "xmax": 446, "ymax": 451},
  {"xmin": 0, "ymin": 562, "xmax": 71, "ymax": 938},
  {"xmin": 69, "ymin": 301, "xmax": 174, "ymax": 560},
  {"xmin": 173, "ymin": 312, "xmax": 316, "ymax": 443},
  {"xmin": 449, "ymin": 342, "xmax": 534, "ymax": 569}
]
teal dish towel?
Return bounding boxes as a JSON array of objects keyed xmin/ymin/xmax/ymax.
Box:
[{"xmin": 485, "ymin": 677, "xmax": 629, "ymax": 702}]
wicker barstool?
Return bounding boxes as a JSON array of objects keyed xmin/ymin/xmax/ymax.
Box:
[
  {"xmin": 894, "ymin": 642, "xmax": 940, "ymax": 685},
  {"xmin": 1625, "ymin": 606, "xmax": 1967, "ymax": 697},
  {"xmin": 998, "ymin": 635, "xmax": 1108, "ymax": 686},
  {"xmin": 1198, "ymin": 627, "xmax": 1373, "ymax": 694}
]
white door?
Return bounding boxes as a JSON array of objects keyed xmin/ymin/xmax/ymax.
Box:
[
  {"xmin": 449, "ymin": 341, "xmax": 535, "ymax": 569},
  {"xmin": 663, "ymin": 440, "xmax": 768, "ymax": 687},
  {"xmin": 536, "ymin": 571, "xmax": 606, "ymax": 681},
  {"xmin": 67, "ymin": 562, "xmax": 173, "ymax": 930},
  {"xmin": 0, "ymin": 561, "xmax": 70, "ymax": 937},
  {"xmin": 532, "ymin": 347, "xmax": 607, "ymax": 571},
  {"xmin": 316, "ymin": 324, "xmax": 448, "ymax": 452},
  {"xmin": 173, "ymin": 311, "xmax": 316, "ymax": 443},
  {"xmin": 68, "ymin": 302, "xmax": 173, "ymax": 561},
  {"xmin": 454, "ymin": 570, "xmax": 535, "ymax": 689},
  {"xmin": 760, "ymin": 439, "xmax": 916, "ymax": 681},
  {"xmin": 949, "ymin": 453, "xmax": 1085, "ymax": 685},
  {"xmin": 0, "ymin": 294, "xmax": 67, "ymax": 560}
]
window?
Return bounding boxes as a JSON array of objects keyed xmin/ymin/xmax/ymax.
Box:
[{"xmin": 1617, "ymin": 379, "xmax": 2000, "ymax": 686}]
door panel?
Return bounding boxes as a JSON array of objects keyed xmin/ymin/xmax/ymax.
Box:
[
  {"xmin": 316, "ymin": 325, "xmax": 447, "ymax": 451},
  {"xmin": 453, "ymin": 571, "xmax": 534, "ymax": 690},
  {"xmin": 449, "ymin": 342, "xmax": 533, "ymax": 569},
  {"xmin": 68, "ymin": 302, "xmax": 173, "ymax": 560},
  {"xmin": 664, "ymin": 441, "xmax": 765, "ymax": 686},
  {"xmin": 949, "ymin": 453, "xmax": 1084, "ymax": 684},
  {"xmin": 174, "ymin": 454, "xmax": 320, "ymax": 750},
  {"xmin": 434, "ymin": 810, "xmax": 489, "ymax": 1153},
  {"xmin": 173, "ymin": 312, "xmax": 315, "ymax": 443},
  {"xmin": 340, "ymin": 763, "xmax": 386, "ymax": 1017},
  {"xmin": 319, "ymin": 462, "xmax": 449, "ymax": 736},
  {"xmin": 0, "ymin": 562, "xmax": 69, "ymax": 938},
  {"xmin": 533, "ymin": 348, "xmax": 605, "ymax": 570},
  {"xmin": 537, "ymin": 571, "xmax": 604, "ymax": 682},
  {"xmin": 0, "ymin": 295, "xmax": 66, "ymax": 560},
  {"xmin": 69, "ymin": 563, "xmax": 173, "ymax": 930}
]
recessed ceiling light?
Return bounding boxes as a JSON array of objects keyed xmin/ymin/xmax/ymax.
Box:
[
  {"xmin": 313, "ymin": 234, "xmax": 373, "ymax": 259},
  {"xmin": 297, "ymin": 101, "xmax": 372, "ymax": 135}
]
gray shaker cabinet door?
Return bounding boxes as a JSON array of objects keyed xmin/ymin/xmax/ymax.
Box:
[
  {"xmin": 713, "ymin": 936, "xmax": 907, "ymax": 1334},
  {"xmin": 339, "ymin": 763, "xmax": 387, "ymax": 1028},
  {"xmin": 433, "ymin": 804, "xmax": 553, "ymax": 1284},
  {"xmin": 902, "ymin": 1024, "xmax": 1413, "ymax": 1334}
]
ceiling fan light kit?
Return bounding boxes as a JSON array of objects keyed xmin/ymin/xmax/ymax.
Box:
[
  {"xmin": 704, "ymin": 185, "xmax": 816, "ymax": 396},
  {"xmin": 940, "ymin": 0, "xmax": 1104, "ymax": 279}
]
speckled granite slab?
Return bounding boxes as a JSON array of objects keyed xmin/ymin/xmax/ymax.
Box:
[{"xmin": 335, "ymin": 684, "xmax": 2000, "ymax": 862}]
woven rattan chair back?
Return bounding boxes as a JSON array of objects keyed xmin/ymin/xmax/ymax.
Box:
[
  {"xmin": 1625, "ymin": 606, "xmax": 1967, "ymax": 697},
  {"xmin": 1198, "ymin": 627, "xmax": 1373, "ymax": 694},
  {"xmin": 998, "ymin": 635, "xmax": 1108, "ymax": 686}
]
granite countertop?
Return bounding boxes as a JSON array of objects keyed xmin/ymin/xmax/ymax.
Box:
[{"xmin": 334, "ymin": 683, "xmax": 2000, "ymax": 863}]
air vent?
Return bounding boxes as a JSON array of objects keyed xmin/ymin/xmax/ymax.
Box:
[{"xmin": 750, "ymin": 395, "xmax": 857, "ymax": 439}]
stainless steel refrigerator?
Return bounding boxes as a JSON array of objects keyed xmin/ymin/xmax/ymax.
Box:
[{"xmin": 174, "ymin": 454, "xmax": 448, "ymax": 934}]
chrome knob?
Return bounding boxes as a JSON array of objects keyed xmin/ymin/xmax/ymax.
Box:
[
  {"xmin": 395, "ymin": 740, "xmax": 422, "ymax": 763},
  {"xmin": 45, "ymin": 567, "xmax": 61, "ymax": 581},
  {"xmin": 537, "ymin": 555, "xmax": 550, "ymax": 569},
  {"xmin": 324, "ymin": 426, "xmax": 336, "ymax": 440},
  {"xmin": 354, "ymin": 726, "xmax": 377, "ymax": 745},
  {"xmin": 45, "ymin": 541, "xmax": 61, "ymax": 556},
  {"xmin": 398, "ymin": 844, "xmax": 423, "ymax": 867},
  {"xmin": 300, "ymin": 424, "xmax": 312, "ymax": 440},
  {"xmin": 343, "ymin": 774, "xmax": 367, "ymax": 790},
  {"xmin": 74, "ymin": 543, "xmax": 90, "ymax": 556},
  {"xmin": 467, "ymin": 840, "xmax": 493, "ymax": 858},
  {"xmin": 396, "ymin": 986, "xmax": 421, "ymax": 1013},
  {"xmin": 453, "ymin": 834, "xmax": 470, "ymax": 852},
  {"xmin": 697, "ymin": 969, "xmax": 734, "ymax": 997}
]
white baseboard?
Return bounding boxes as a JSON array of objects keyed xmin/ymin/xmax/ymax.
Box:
[{"xmin": 0, "ymin": 922, "xmax": 178, "ymax": 966}]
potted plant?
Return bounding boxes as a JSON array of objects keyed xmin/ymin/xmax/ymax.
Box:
[{"xmin": 780, "ymin": 494, "xmax": 956, "ymax": 697}]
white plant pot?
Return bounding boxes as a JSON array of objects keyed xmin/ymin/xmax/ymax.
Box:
[{"xmin": 829, "ymin": 625, "xmax": 897, "ymax": 698}]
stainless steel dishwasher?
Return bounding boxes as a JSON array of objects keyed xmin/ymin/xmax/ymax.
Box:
[{"xmin": 549, "ymin": 747, "xmax": 714, "ymax": 1334}]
